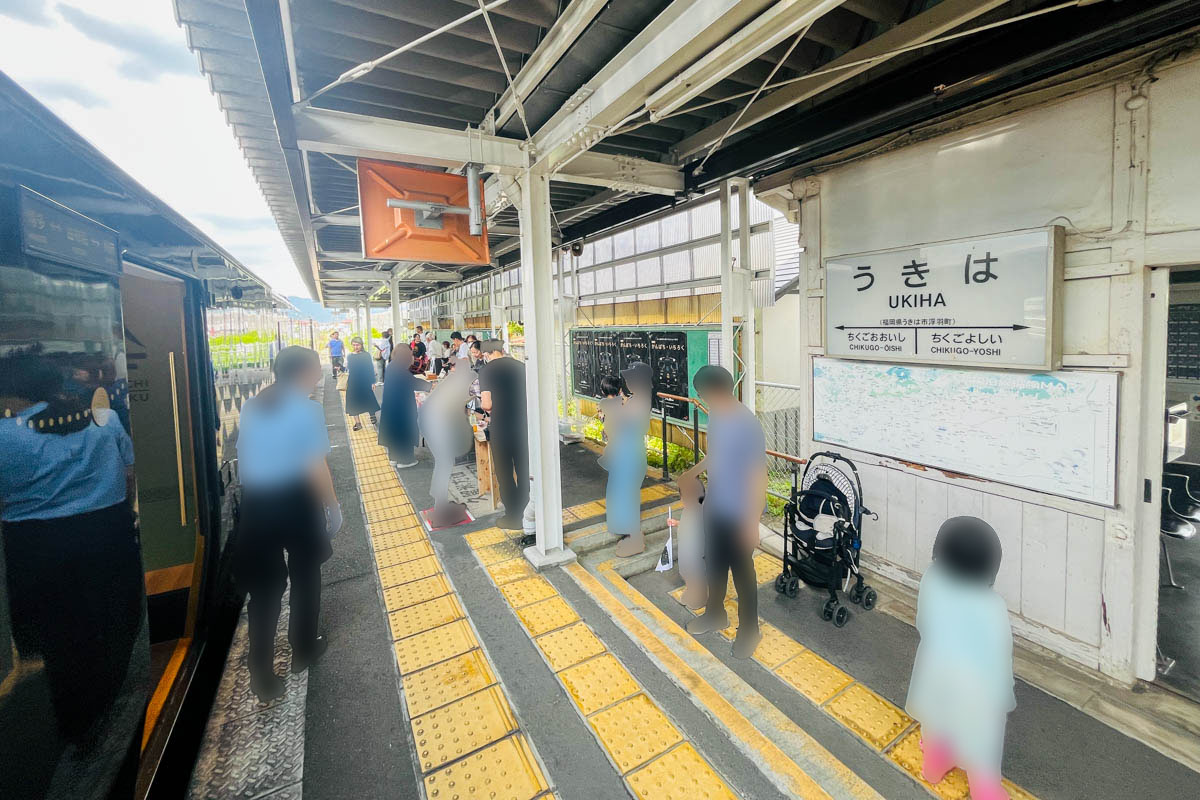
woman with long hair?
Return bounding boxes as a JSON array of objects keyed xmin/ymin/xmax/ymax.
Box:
[
  {"xmin": 235, "ymin": 346, "xmax": 340, "ymax": 700},
  {"xmin": 602, "ymin": 362, "xmax": 652, "ymax": 557},
  {"xmin": 344, "ymin": 336, "xmax": 379, "ymax": 430}
]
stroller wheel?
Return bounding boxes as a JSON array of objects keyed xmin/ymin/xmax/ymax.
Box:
[
  {"xmin": 862, "ymin": 587, "xmax": 878, "ymax": 611},
  {"xmin": 847, "ymin": 584, "xmax": 864, "ymax": 605},
  {"xmin": 786, "ymin": 576, "xmax": 800, "ymax": 598},
  {"xmin": 833, "ymin": 605, "xmax": 851, "ymax": 627},
  {"xmin": 775, "ymin": 574, "xmax": 788, "ymax": 594},
  {"xmin": 821, "ymin": 598, "xmax": 837, "ymax": 621}
]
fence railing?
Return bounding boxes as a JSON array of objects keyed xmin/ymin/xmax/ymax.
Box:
[{"xmin": 755, "ymin": 380, "xmax": 806, "ymax": 501}]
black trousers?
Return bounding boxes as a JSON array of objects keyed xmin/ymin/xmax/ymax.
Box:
[
  {"xmin": 703, "ymin": 513, "xmax": 758, "ymax": 632},
  {"xmin": 237, "ymin": 483, "xmax": 329, "ymax": 678},
  {"xmin": 490, "ymin": 428, "xmax": 529, "ymax": 518},
  {"xmin": 3, "ymin": 502, "xmax": 145, "ymax": 741}
]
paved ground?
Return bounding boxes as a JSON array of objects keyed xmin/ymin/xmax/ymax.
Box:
[{"xmin": 190, "ymin": 380, "xmax": 1200, "ymax": 800}]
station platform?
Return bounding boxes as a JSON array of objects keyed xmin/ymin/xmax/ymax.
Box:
[{"xmin": 187, "ymin": 378, "xmax": 1200, "ymax": 800}]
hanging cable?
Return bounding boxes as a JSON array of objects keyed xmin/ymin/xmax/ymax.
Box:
[
  {"xmin": 298, "ymin": 0, "xmax": 513, "ymax": 108},
  {"xmin": 693, "ymin": 25, "xmax": 811, "ymax": 176},
  {"xmin": 477, "ymin": 0, "xmax": 534, "ymax": 143},
  {"xmin": 661, "ymin": 0, "xmax": 1086, "ymax": 125}
]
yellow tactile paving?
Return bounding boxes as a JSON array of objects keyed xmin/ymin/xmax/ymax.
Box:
[
  {"xmin": 378, "ymin": 555, "xmax": 442, "ymax": 588},
  {"xmin": 626, "ymin": 743, "xmax": 737, "ymax": 800},
  {"xmin": 775, "ymin": 650, "xmax": 854, "ymax": 704},
  {"xmin": 372, "ymin": 527, "xmax": 429, "ymax": 551},
  {"xmin": 751, "ymin": 623, "xmax": 806, "ymax": 670},
  {"xmin": 343, "ymin": 419, "xmax": 553, "ymax": 799},
  {"xmin": 402, "ymin": 649, "xmax": 497, "ymax": 718},
  {"xmin": 589, "ymin": 694, "xmax": 683, "ymax": 774},
  {"xmin": 752, "ymin": 550, "xmax": 780, "ymax": 578},
  {"xmin": 570, "ymin": 500, "xmax": 605, "ymax": 519},
  {"xmin": 641, "ymin": 484, "xmax": 676, "ymax": 501},
  {"xmin": 498, "ymin": 576, "xmax": 558, "ymax": 608},
  {"xmin": 411, "ymin": 686, "xmax": 519, "ymax": 772},
  {"xmin": 487, "ymin": 557, "xmax": 537, "ymax": 586},
  {"xmin": 514, "ymin": 596, "xmax": 580, "ymax": 637},
  {"xmin": 383, "ymin": 574, "xmax": 453, "ymax": 613},
  {"xmin": 476, "ymin": 541, "xmax": 523, "ymax": 566},
  {"xmin": 534, "ymin": 623, "xmax": 606, "ymax": 671},
  {"xmin": 558, "ymin": 654, "xmax": 640, "ymax": 715},
  {"xmin": 826, "ymin": 684, "xmax": 912, "ymax": 750},
  {"xmin": 375, "ymin": 540, "xmax": 436, "ymax": 568},
  {"xmin": 422, "ymin": 734, "xmax": 549, "ymax": 800},
  {"xmin": 393, "ymin": 619, "xmax": 478, "ymax": 675},
  {"xmin": 561, "ymin": 507, "xmax": 579, "ymax": 523},
  {"xmin": 464, "ymin": 526, "xmax": 511, "ymax": 548},
  {"xmin": 887, "ymin": 729, "xmax": 971, "ymax": 799},
  {"xmin": 389, "ymin": 595, "xmax": 465, "ymax": 640}
]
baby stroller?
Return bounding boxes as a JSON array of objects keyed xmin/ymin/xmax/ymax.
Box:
[{"xmin": 774, "ymin": 451, "xmax": 878, "ymax": 627}]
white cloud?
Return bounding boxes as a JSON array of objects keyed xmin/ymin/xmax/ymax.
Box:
[{"xmin": 0, "ymin": 0, "xmax": 309, "ymax": 296}]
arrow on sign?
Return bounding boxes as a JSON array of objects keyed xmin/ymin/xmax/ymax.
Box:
[{"xmin": 835, "ymin": 324, "xmax": 1030, "ymax": 331}]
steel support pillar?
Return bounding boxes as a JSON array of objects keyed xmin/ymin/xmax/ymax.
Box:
[
  {"xmin": 517, "ymin": 169, "xmax": 574, "ymax": 568},
  {"xmin": 719, "ymin": 179, "xmax": 735, "ymax": 372},
  {"xmin": 390, "ymin": 275, "xmax": 402, "ymax": 334},
  {"xmin": 361, "ymin": 300, "xmax": 373, "ymax": 352},
  {"xmin": 736, "ymin": 177, "xmax": 756, "ymax": 412}
]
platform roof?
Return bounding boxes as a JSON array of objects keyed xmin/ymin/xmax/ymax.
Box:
[
  {"xmin": 0, "ymin": 70, "xmax": 277, "ymax": 307},
  {"xmin": 173, "ymin": 0, "xmax": 1200, "ymax": 305}
]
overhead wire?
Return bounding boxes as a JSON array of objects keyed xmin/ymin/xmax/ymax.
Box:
[{"xmin": 693, "ymin": 24, "xmax": 812, "ymax": 176}]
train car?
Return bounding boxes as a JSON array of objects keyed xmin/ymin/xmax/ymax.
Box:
[{"xmin": 0, "ymin": 72, "xmax": 297, "ymax": 798}]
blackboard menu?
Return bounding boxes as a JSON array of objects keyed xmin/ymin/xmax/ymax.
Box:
[
  {"xmin": 617, "ymin": 331, "xmax": 649, "ymax": 373},
  {"xmin": 572, "ymin": 330, "xmax": 595, "ymax": 396},
  {"xmin": 650, "ymin": 331, "xmax": 689, "ymax": 420},
  {"xmin": 594, "ymin": 330, "xmax": 620, "ymax": 387},
  {"xmin": 1168, "ymin": 303, "xmax": 1200, "ymax": 381}
]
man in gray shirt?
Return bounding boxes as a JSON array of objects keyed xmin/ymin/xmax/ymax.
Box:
[{"xmin": 680, "ymin": 365, "xmax": 767, "ymax": 658}]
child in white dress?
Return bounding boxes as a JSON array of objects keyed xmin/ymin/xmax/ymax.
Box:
[{"xmin": 906, "ymin": 516, "xmax": 1015, "ymax": 800}]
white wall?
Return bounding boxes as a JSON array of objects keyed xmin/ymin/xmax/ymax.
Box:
[{"xmin": 777, "ymin": 54, "xmax": 1200, "ymax": 682}]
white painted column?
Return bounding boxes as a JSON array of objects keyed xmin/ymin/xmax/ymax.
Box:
[
  {"xmin": 518, "ymin": 168, "xmax": 574, "ymax": 567},
  {"xmin": 390, "ymin": 274, "xmax": 402, "ymax": 334},
  {"xmin": 736, "ymin": 178, "xmax": 756, "ymax": 412},
  {"xmin": 361, "ymin": 300, "xmax": 373, "ymax": 351},
  {"xmin": 719, "ymin": 179, "xmax": 735, "ymax": 372}
]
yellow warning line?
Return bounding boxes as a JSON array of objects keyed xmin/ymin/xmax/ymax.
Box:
[
  {"xmin": 465, "ymin": 528, "xmax": 741, "ymax": 800},
  {"xmin": 662, "ymin": 573, "xmax": 1038, "ymax": 800},
  {"xmin": 578, "ymin": 563, "xmax": 865, "ymax": 800},
  {"xmin": 341, "ymin": 423, "xmax": 551, "ymax": 799}
]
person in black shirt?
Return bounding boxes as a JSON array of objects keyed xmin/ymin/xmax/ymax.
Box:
[{"xmin": 478, "ymin": 341, "xmax": 528, "ymax": 530}]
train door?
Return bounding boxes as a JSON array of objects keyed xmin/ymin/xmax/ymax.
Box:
[
  {"xmin": 1157, "ymin": 267, "xmax": 1200, "ymax": 703},
  {"xmin": 118, "ymin": 263, "xmax": 203, "ymax": 732}
]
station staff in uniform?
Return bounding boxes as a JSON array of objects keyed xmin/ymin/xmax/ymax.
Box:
[
  {"xmin": 235, "ymin": 346, "xmax": 341, "ymax": 701},
  {"xmin": 0, "ymin": 354, "xmax": 148, "ymax": 773}
]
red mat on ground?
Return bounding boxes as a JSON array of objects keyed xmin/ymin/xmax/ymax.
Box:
[{"xmin": 421, "ymin": 506, "xmax": 474, "ymax": 531}]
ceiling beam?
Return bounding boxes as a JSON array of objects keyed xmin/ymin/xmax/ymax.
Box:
[
  {"xmin": 530, "ymin": 0, "xmax": 774, "ymax": 174},
  {"xmin": 486, "ymin": 0, "xmax": 609, "ymax": 133},
  {"xmin": 312, "ymin": 213, "xmax": 361, "ymax": 228},
  {"xmin": 671, "ymin": 0, "xmax": 1010, "ymax": 161},
  {"xmin": 293, "ymin": 106, "xmax": 683, "ymax": 196}
]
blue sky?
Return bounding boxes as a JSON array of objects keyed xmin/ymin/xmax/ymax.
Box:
[{"xmin": 0, "ymin": 0, "xmax": 308, "ymax": 296}]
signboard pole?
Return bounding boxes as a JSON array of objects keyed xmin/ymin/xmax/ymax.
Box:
[
  {"xmin": 736, "ymin": 178, "xmax": 756, "ymax": 412},
  {"xmin": 719, "ymin": 180, "xmax": 736, "ymax": 373}
]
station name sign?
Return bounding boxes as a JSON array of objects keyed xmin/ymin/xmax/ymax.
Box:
[{"xmin": 824, "ymin": 227, "xmax": 1063, "ymax": 369}]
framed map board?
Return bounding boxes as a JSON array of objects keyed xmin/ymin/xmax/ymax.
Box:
[{"xmin": 812, "ymin": 357, "xmax": 1118, "ymax": 505}]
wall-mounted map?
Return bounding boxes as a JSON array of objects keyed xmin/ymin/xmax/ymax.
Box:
[{"xmin": 812, "ymin": 357, "xmax": 1118, "ymax": 505}]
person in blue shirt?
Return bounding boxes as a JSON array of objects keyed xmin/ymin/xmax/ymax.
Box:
[
  {"xmin": 344, "ymin": 336, "xmax": 379, "ymax": 431},
  {"xmin": 327, "ymin": 330, "xmax": 345, "ymax": 378},
  {"xmin": 378, "ymin": 346, "xmax": 426, "ymax": 468},
  {"xmin": 679, "ymin": 365, "xmax": 767, "ymax": 659},
  {"xmin": 0, "ymin": 353, "xmax": 147, "ymax": 745},
  {"xmin": 236, "ymin": 346, "xmax": 341, "ymax": 701},
  {"xmin": 602, "ymin": 363, "xmax": 651, "ymax": 558}
]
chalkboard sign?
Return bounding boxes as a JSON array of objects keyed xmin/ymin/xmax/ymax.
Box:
[
  {"xmin": 18, "ymin": 186, "xmax": 120, "ymax": 275},
  {"xmin": 571, "ymin": 330, "xmax": 595, "ymax": 396},
  {"xmin": 618, "ymin": 331, "xmax": 649, "ymax": 373},
  {"xmin": 650, "ymin": 331, "xmax": 689, "ymax": 420},
  {"xmin": 1168, "ymin": 303, "xmax": 1200, "ymax": 381},
  {"xmin": 594, "ymin": 330, "xmax": 620, "ymax": 386}
]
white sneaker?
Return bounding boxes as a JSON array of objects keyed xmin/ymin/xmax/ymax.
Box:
[{"xmin": 396, "ymin": 460, "xmax": 418, "ymax": 468}]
